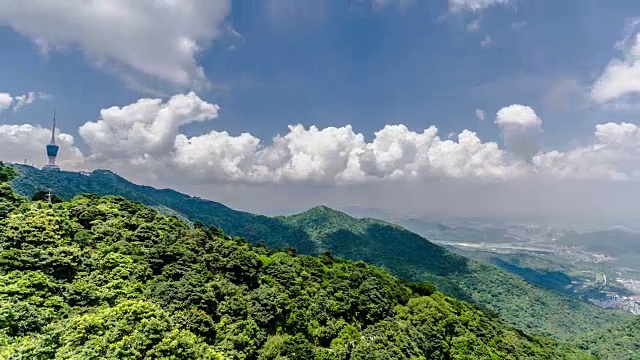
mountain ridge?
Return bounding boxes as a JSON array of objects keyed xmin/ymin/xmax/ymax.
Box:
[
  {"xmin": 9, "ymin": 164, "xmax": 632, "ymax": 340},
  {"xmin": 0, "ymin": 169, "xmax": 594, "ymax": 358}
]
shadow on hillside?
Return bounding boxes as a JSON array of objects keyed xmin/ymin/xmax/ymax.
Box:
[
  {"xmin": 233, "ymin": 216, "xmax": 319, "ymax": 255},
  {"xmin": 315, "ymin": 223, "xmax": 477, "ymax": 304},
  {"xmin": 491, "ymin": 258, "xmax": 573, "ymax": 295}
]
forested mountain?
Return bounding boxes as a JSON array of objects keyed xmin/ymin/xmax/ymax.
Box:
[
  {"xmin": 9, "ymin": 164, "xmax": 632, "ymax": 340},
  {"xmin": 277, "ymin": 207, "xmax": 632, "ymax": 339},
  {"xmin": 0, "ymin": 168, "xmax": 593, "ymax": 359},
  {"xmin": 575, "ymin": 316, "xmax": 640, "ymax": 360}
]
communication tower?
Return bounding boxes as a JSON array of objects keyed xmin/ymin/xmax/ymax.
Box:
[{"xmin": 43, "ymin": 109, "xmax": 61, "ymax": 171}]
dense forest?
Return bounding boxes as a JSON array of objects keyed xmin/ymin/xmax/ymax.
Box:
[
  {"xmin": 575, "ymin": 316, "xmax": 640, "ymax": 360},
  {"xmin": 9, "ymin": 164, "xmax": 631, "ymax": 341},
  {"xmin": 0, "ymin": 163, "xmax": 595, "ymax": 359},
  {"xmin": 277, "ymin": 207, "xmax": 631, "ymax": 339}
]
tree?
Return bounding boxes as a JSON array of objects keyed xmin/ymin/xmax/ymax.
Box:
[
  {"xmin": 0, "ymin": 187, "xmax": 596, "ymax": 359},
  {"xmin": 0, "ymin": 162, "xmax": 17, "ymax": 182}
]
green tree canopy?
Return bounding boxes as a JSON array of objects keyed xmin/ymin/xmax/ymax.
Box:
[
  {"xmin": 0, "ymin": 162, "xmax": 17, "ymax": 183},
  {"xmin": 0, "ymin": 182, "xmax": 594, "ymax": 359}
]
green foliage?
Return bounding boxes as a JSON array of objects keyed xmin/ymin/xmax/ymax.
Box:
[
  {"xmin": 0, "ymin": 183, "xmax": 592, "ymax": 359},
  {"xmin": 279, "ymin": 207, "xmax": 631, "ymax": 339},
  {"xmin": 575, "ymin": 316, "xmax": 640, "ymax": 360},
  {"xmin": 0, "ymin": 162, "xmax": 17, "ymax": 183},
  {"xmin": 8, "ymin": 165, "xmax": 631, "ymax": 340},
  {"xmin": 0, "ymin": 163, "xmax": 24, "ymax": 219}
]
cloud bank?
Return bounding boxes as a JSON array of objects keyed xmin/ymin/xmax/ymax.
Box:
[{"xmin": 2, "ymin": 92, "xmax": 639, "ymax": 189}]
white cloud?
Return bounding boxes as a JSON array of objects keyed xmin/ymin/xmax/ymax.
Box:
[
  {"xmin": 495, "ymin": 104, "xmax": 542, "ymax": 129},
  {"xmin": 71, "ymin": 94, "xmax": 524, "ymax": 185},
  {"xmin": 13, "ymin": 91, "xmax": 50, "ymax": 111},
  {"xmin": 6, "ymin": 94, "xmax": 640, "ymax": 195},
  {"xmin": 78, "ymin": 92, "xmax": 220, "ymax": 160},
  {"xmin": 449, "ymin": 0, "xmax": 509, "ymax": 13},
  {"xmin": 0, "ymin": 0, "xmax": 231, "ymax": 87},
  {"xmin": 534, "ymin": 122, "xmax": 640, "ymax": 181},
  {"xmin": 495, "ymin": 104, "xmax": 543, "ymax": 160},
  {"xmin": 0, "ymin": 124, "xmax": 84, "ymax": 168},
  {"xmin": 591, "ymin": 20, "xmax": 640, "ymax": 104},
  {"xmin": 467, "ymin": 19, "xmax": 481, "ymax": 32},
  {"xmin": 163, "ymin": 123, "xmax": 523, "ymax": 184},
  {"xmin": 476, "ymin": 108, "xmax": 486, "ymax": 121},
  {"xmin": 0, "ymin": 91, "xmax": 50, "ymax": 112},
  {"xmin": 0, "ymin": 93, "xmax": 13, "ymax": 111},
  {"xmin": 480, "ymin": 35, "xmax": 493, "ymax": 47}
]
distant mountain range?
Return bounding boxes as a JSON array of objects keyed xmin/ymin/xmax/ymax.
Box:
[{"xmin": 10, "ymin": 164, "xmax": 632, "ymax": 340}]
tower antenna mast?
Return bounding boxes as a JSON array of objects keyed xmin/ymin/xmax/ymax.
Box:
[
  {"xmin": 51, "ymin": 108, "xmax": 56, "ymax": 144},
  {"xmin": 43, "ymin": 108, "xmax": 61, "ymax": 171}
]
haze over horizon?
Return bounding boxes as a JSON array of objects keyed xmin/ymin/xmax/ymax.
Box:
[{"xmin": 3, "ymin": 0, "xmax": 640, "ymax": 220}]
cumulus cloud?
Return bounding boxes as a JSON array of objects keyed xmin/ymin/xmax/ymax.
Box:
[
  {"xmin": 534, "ymin": 122, "xmax": 640, "ymax": 181},
  {"xmin": 475, "ymin": 108, "xmax": 486, "ymax": 121},
  {"xmin": 495, "ymin": 104, "xmax": 543, "ymax": 160},
  {"xmin": 0, "ymin": 93, "xmax": 12, "ymax": 111},
  {"xmin": 176, "ymin": 123, "xmax": 518, "ymax": 184},
  {"xmin": 6, "ymin": 93, "xmax": 640, "ymax": 192},
  {"xmin": 495, "ymin": 104, "xmax": 542, "ymax": 129},
  {"xmin": 74, "ymin": 92, "xmax": 521, "ymax": 185},
  {"xmin": 591, "ymin": 19, "xmax": 640, "ymax": 104},
  {"xmin": 449, "ymin": 0, "xmax": 509, "ymax": 12},
  {"xmin": 0, "ymin": 0, "xmax": 231, "ymax": 87},
  {"xmin": 0, "ymin": 124, "xmax": 84, "ymax": 168},
  {"xmin": 78, "ymin": 92, "xmax": 220, "ymax": 161}
]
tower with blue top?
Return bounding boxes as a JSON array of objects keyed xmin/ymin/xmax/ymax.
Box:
[{"xmin": 43, "ymin": 109, "xmax": 60, "ymax": 171}]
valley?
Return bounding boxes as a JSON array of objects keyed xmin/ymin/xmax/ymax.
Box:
[{"xmin": 380, "ymin": 216, "xmax": 640, "ymax": 315}]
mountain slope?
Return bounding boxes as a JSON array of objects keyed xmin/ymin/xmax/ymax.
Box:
[
  {"xmin": 279, "ymin": 206, "xmax": 632, "ymax": 339},
  {"xmin": 11, "ymin": 165, "xmax": 318, "ymax": 254},
  {"xmin": 0, "ymin": 175, "xmax": 590, "ymax": 359},
  {"xmin": 575, "ymin": 316, "xmax": 640, "ymax": 360},
  {"xmin": 10, "ymin": 164, "xmax": 632, "ymax": 339}
]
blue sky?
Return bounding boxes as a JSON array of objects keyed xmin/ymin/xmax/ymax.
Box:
[
  {"xmin": 2, "ymin": 0, "xmax": 640, "ymax": 219},
  {"xmin": 1, "ymin": 0, "xmax": 636, "ymax": 147}
]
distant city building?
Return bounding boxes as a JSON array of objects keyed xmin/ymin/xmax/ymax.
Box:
[{"xmin": 43, "ymin": 110, "xmax": 61, "ymax": 171}]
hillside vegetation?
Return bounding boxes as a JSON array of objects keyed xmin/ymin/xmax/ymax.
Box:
[
  {"xmin": 0, "ymin": 167, "xmax": 592, "ymax": 359},
  {"xmin": 278, "ymin": 206, "xmax": 631, "ymax": 339},
  {"xmin": 575, "ymin": 316, "xmax": 640, "ymax": 360},
  {"xmin": 9, "ymin": 165, "xmax": 631, "ymax": 340}
]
